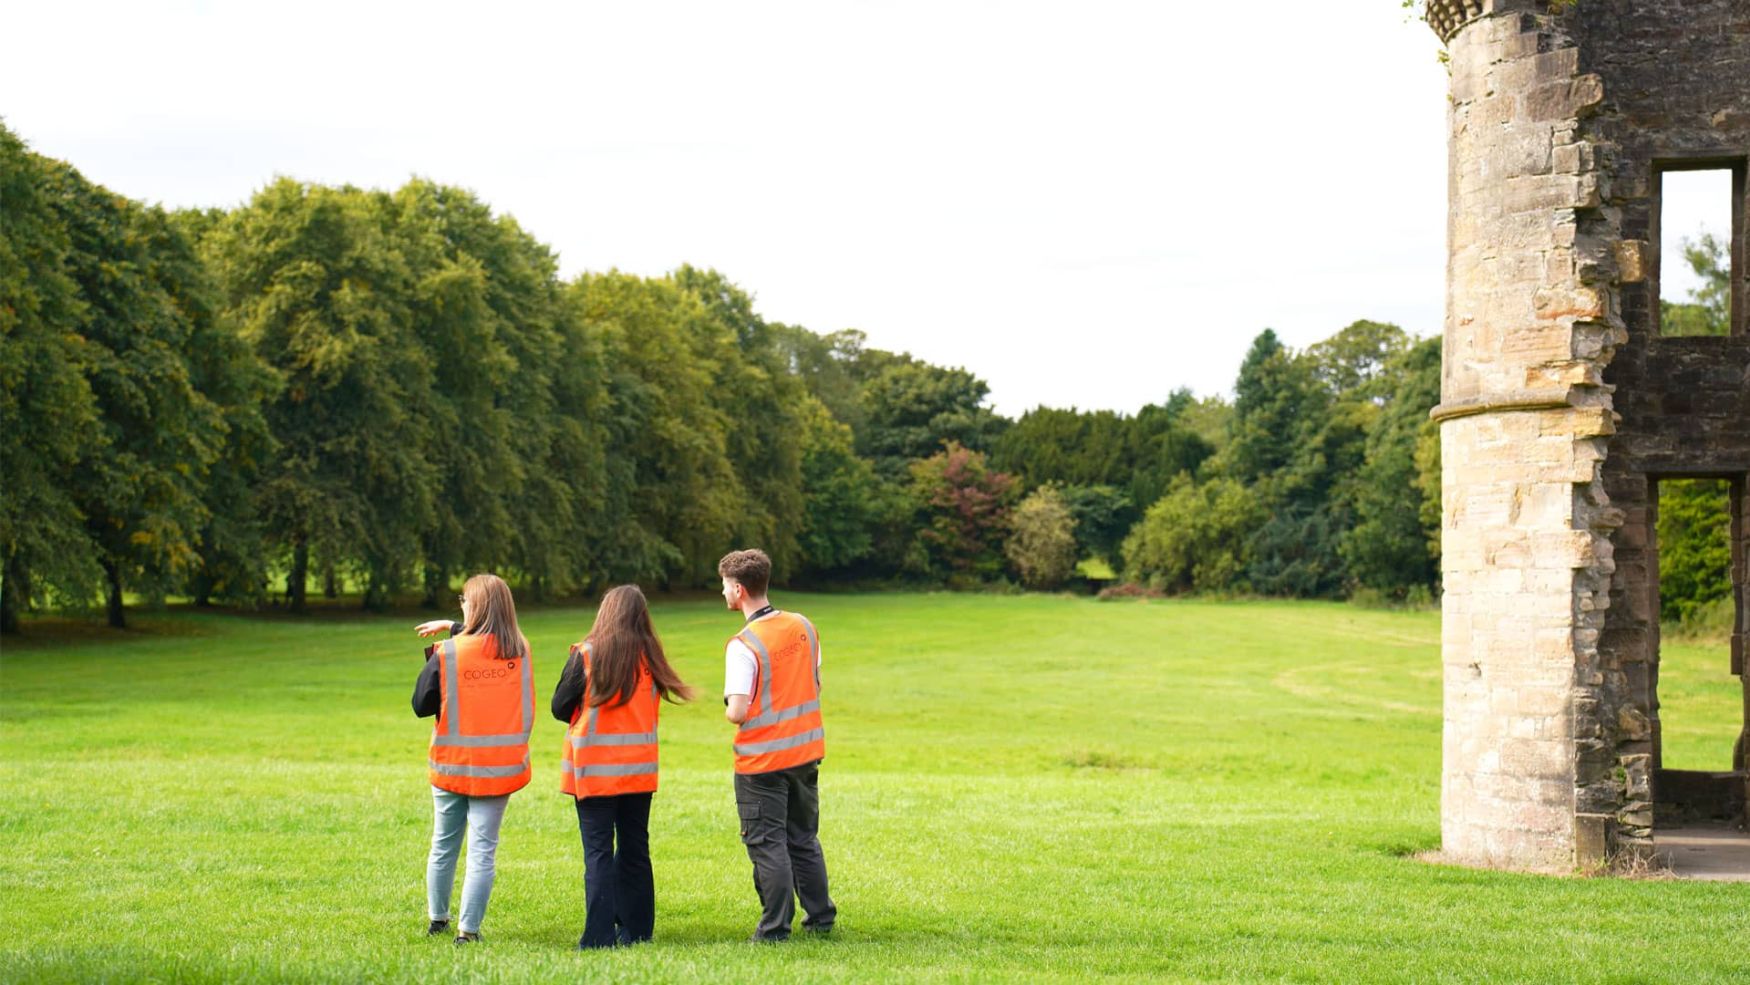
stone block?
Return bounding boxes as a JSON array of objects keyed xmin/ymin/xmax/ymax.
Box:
[
  {"xmin": 1500, "ymin": 738, "xmax": 1572, "ymax": 780},
  {"xmin": 1532, "ymin": 285, "xmax": 1605, "ymax": 320},
  {"xmin": 1569, "ymin": 74, "xmax": 1605, "ymax": 116},
  {"xmin": 1515, "ymin": 686, "xmax": 1569, "ymax": 716},
  {"xmin": 1574, "ymin": 814, "xmax": 1612, "ymax": 868},
  {"xmin": 1623, "ymin": 753, "xmax": 1652, "ymax": 800},
  {"xmin": 1531, "ymin": 529, "xmax": 1601, "ymax": 568},
  {"xmin": 1471, "ymin": 94, "xmax": 1519, "ymax": 129},
  {"xmin": 1576, "ymin": 779, "xmax": 1620, "ymax": 814},
  {"xmin": 1615, "ymin": 240, "xmax": 1647, "ymax": 283},
  {"xmin": 1575, "ymin": 737, "xmax": 1614, "ymax": 776},
  {"xmin": 1617, "ymin": 706, "xmax": 1651, "ymax": 742},
  {"xmin": 1567, "ymin": 406, "xmax": 1617, "ymax": 438},
  {"xmin": 1532, "ymin": 47, "xmax": 1581, "ymax": 85},
  {"xmin": 1620, "ymin": 802, "xmax": 1653, "ymax": 830},
  {"xmin": 1524, "ymin": 360, "xmax": 1601, "ymax": 389},
  {"xmin": 1488, "ymin": 135, "xmax": 1555, "ymax": 178},
  {"xmin": 1525, "ymin": 81, "xmax": 1579, "ymax": 122},
  {"xmin": 1498, "ymin": 174, "xmax": 1596, "ymax": 214}
]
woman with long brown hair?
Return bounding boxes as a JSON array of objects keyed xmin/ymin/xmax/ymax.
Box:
[
  {"xmin": 410, "ymin": 574, "xmax": 534, "ymax": 945},
  {"xmin": 550, "ymin": 584, "xmax": 694, "ymax": 949}
]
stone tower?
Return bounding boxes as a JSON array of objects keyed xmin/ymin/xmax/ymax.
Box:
[{"xmin": 1430, "ymin": 0, "xmax": 1749, "ymax": 872}]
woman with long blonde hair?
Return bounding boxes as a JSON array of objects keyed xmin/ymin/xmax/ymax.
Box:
[
  {"xmin": 411, "ymin": 574, "xmax": 534, "ymax": 944},
  {"xmin": 550, "ymin": 585, "xmax": 694, "ymax": 949}
]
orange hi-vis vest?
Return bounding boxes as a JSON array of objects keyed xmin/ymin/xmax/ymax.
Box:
[
  {"xmin": 561, "ymin": 642, "xmax": 661, "ymax": 798},
  {"xmin": 733, "ymin": 611, "xmax": 825, "ymax": 775},
  {"xmin": 429, "ymin": 634, "xmax": 534, "ymax": 797}
]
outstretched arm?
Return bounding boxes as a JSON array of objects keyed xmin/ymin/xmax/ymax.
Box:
[{"xmin": 414, "ymin": 620, "xmax": 460, "ymax": 638}]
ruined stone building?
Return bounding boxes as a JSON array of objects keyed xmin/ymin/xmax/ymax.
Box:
[{"xmin": 1429, "ymin": 0, "xmax": 1749, "ymax": 871}]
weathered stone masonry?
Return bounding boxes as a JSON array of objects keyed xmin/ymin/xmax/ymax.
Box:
[{"xmin": 1430, "ymin": 0, "xmax": 1749, "ymax": 872}]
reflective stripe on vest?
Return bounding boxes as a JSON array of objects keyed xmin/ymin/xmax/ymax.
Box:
[
  {"xmin": 733, "ymin": 611, "xmax": 825, "ymax": 774},
  {"xmin": 430, "ymin": 756, "xmax": 531, "ymax": 778},
  {"xmin": 428, "ymin": 635, "xmax": 533, "ymax": 797},
  {"xmin": 734, "ymin": 727, "xmax": 826, "ymax": 757},
  {"xmin": 561, "ymin": 642, "xmax": 661, "ymax": 797},
  {"xmin": 578, "ymin": 762, "xmax": 659, "ymax": 777},
  {"xmin": 742, "ymin": 697, "xmax": 820, "ymax": 730}
]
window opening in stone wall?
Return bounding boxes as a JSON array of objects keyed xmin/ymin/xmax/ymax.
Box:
[
  {"xmin": 1654, "ymin": 477, "xmax": 1738, "ymax": 775},
  {"xmin": 1655, "ymin": 167, "xmax": 1737, "ymax": 338}
]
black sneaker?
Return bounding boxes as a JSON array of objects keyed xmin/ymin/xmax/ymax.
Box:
[
  {"xmin": 455, "ymin": 931, "xmax": 481, "ymax": 945},
  {"xmin": 427, "ymin": 919, "xmax": 450, "ymax": 937}
]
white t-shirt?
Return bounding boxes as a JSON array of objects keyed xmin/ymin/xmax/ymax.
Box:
[{"xmin": 724, "ymin": 611, "xmax": 822, "ymax": 697}]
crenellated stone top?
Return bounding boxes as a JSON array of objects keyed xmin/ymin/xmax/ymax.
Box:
[
  {"xmin": 1426, "ymin": 0, "xmax": 1555, "ymax": 44},
  {"xmin": 1425, "ymin": 0, "xmax": 1485, "ymax": 43}
]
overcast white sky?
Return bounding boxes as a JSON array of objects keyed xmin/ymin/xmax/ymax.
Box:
[{"xmin": 1, "ymin": 2, "xmax": 1727, "ymax": 414}]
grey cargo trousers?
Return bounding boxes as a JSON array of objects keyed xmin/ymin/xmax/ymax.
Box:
[{"xmin": 734, "ymin": 759, "xmax": 837, "ymax": 940}]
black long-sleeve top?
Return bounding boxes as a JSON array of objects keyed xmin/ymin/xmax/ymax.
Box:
[
  {"xmin": 550, "ymin": 646, "xmax": 587, "ymax": 723},
  {"xmin": 410, "ymin": 622, "xmax": 465, "ymax": 717}
]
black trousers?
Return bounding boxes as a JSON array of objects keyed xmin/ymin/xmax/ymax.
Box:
[
  {"xmin": 734, "ymin": 759, "xmax": 837, "ymax": 940},
  {"xmin": 574, "ymin": 792, "xmax": 654, "ymax": 948}
]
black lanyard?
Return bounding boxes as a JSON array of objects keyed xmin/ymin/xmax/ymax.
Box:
[{"xmin": 745, "ymin": 604, "xmax": 776, "ymax": 624}]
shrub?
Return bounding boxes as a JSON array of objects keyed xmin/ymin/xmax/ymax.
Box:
[
  {"xmin": 1121, "ymin": 475, "xmax": 1264, "ymax": 594},
  {"xmin": 1096, "ymin": 582, "xmax": 1166, "ymax": 601},
  {"xmin": 1005, "ymin": 486, "xmax": 1078, "ymax": 589}
]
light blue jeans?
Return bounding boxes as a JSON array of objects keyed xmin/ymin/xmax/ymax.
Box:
[{"xmin": 427, "ymin": 786, "xmax": 510, "ymax": 934}]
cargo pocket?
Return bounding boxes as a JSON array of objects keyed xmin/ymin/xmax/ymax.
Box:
[{"xmin": 737, "ymin": 799, "xmax": 763, "ymax": 845}]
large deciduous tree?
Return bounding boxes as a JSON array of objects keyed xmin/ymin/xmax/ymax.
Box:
[
  {"xmin": 908, "ymin": 442, "xmax": 1016, "ymax": 583},
  {"xmin": 44, "ymin": 159, "xmax": 230, "ymax": 626},
  {"xmin": 774, "ymin": 325, "xmax": 870, "ymax": 435},
  {"xmin": 794, "ymin": 396, "xmax": 881, "ymax": 576},
  {"xmin": 858, "ymin": 358, "xmax": 1006, "ymax": 476},
  {"xmin": 1305, "ymin": 319, "xmax": 1411, "ymax": 402},
  {"xmin": 391, "ymin": 181, "xmax": 569, "ymax": 603},
  {"xmin": 570, "ymin": 271, "xmax": 737, "ymax": 584},
  {"xmin": 1340, "ymin": 336, "xmax": 1442, "ymax": 598},
  {"xmin": 208, "ymin": 179, "xmax": 437, "ymax": 612},
  {"xmin": 171, "ymin": 208, "xmax": 278, "ymax": 608},
  {"xmin": 675, "ymin": 266, "xmax": 807, "ymax": 580},
  {"xmin": 0, "ymin": 126, "xmax": 104, "ymax": 631}
]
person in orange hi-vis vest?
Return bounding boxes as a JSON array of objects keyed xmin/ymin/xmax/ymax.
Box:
[
  {"xmin": 550, "ymin": 585, "xmax": 695, "ymax": 949},
  {"xmin": 410, "ymin": 573, "xmax": 534, "ymax": 945},
  {"xmin": 719, "ymin": 548, "xmax": 837, "ymax": 942}
]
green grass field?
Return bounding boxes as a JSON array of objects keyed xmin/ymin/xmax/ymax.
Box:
[{"xmin": 1, "ymin": 594, "xmax": 1744, "ymax": 983}]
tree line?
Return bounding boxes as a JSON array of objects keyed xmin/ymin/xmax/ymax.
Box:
[
  {"xmin": 997, "ymin": 321, "xmax": 1444, "ymax": 602},
  {"xmin": 1, "ymin": 125, "xmax": 1731, "ymax": 630}
]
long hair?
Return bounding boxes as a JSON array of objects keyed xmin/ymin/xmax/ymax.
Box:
[
  {"xmin": 584, "ymin": 585, "xmax": 695, "ymax": 707},
  {"xmin": 459, "ymin": 573, "xmax": 529, "ymax": 663}
]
